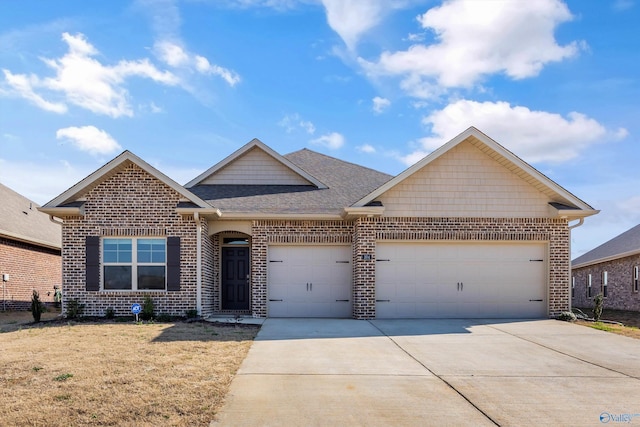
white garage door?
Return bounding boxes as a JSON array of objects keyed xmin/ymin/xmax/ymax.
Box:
[
  {"xmin": 268, "ymin": 245, "xmax": 352, "ymax": 317},
  {"xmin": 376, "ymin": 242, "xmax": 547, "ymax": 319}
]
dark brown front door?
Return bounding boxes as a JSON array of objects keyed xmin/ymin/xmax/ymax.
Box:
[{"xmin": 221, "ymin": 247, "xmax": 250, "ymax": 310}]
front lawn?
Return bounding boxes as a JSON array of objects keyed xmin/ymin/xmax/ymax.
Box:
[
  {"xmin": 573, "ymin": 308, "xmax": 640, "ymax": 339},
  {"xmin": 0, "ymin": 313, "xmax": 258, "ymax": 426}
]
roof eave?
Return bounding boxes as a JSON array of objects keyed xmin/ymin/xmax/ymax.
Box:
[
  {"xmin": 37, "ymin": 206, "xmax": 84, "ymax": 217},
  {"xmin": 342, "ymin": 206, "xmax": 385, "ymax": 220},
  {"xmin": 0, "ymin": 229, "xmax": 61, "ymax": 251},
  {"xmin": 572, "ymin": 248, "xmax": 640, "ymax": 269},
  {"xmin": 549, "ymin": 205, "xmax": 600, "ymax": 220},
  {"xmin": 175, "ymin": 207, "xmax": 222, "ymax": 219},
  {"xmin": 216, "ymin": 212, "xmax": 344, "ymax": 220}
]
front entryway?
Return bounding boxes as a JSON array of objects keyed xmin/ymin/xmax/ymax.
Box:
[{"xmin": 221, "ymin": 246, "xmax": 250, "ymax": 310}]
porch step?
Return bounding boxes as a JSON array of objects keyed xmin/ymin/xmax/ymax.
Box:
[{"xmin": 205, "ymin": 315, "xmax": 265, "ymax": 325}]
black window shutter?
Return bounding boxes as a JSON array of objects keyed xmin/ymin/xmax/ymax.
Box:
[
  {"xmin": 86, "ymin": 236, "xmax": 100, "ymax": 291},
  {"xmin": 167, "ymin": 237, "xmax": 181, "ymax": 291}
]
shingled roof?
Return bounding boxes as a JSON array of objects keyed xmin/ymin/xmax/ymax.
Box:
[
  {"xmin": 572, "ymin": 224, "xmax": 640, "ymax": 268},
  {"xmin": 188, "ymin": 148, "xmax": 393, "ymax": 216},
  {"xmin": 0, "ymin": 183, "xmax": 61, "ymax": 250}
]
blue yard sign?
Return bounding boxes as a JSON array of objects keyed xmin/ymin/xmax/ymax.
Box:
[{"xmin": 131, "ymin": 303, "xmax": 142, "ymax": 321}]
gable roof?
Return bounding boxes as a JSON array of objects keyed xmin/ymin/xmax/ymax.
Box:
[
  {"xmin": 572, "ymin": 224, "xmax": 640, "ymax": 268},
  {"xmin": 185, "ymin": 138, "xmax": 328, "ymax": 189},
  {"xmin": 352, "ymin": 126, "xmax": 598, "ymax": 219},
  {"xmin": 188, "ymin": 148, "xmax": 392, "ymax": 217},
  {"xmin": 40, "ymin": 151, "xmax": 216, "ymax": 216},
  {"xmin": 0, "ymin": 183, "xmax": 61, "ymax": 250}
]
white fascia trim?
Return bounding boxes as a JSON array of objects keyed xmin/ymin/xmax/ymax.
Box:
[
  {"xmin": 342, "ymin": 206, "xmax": 385, "ymax": 220},
  {"xmin": 0, "ymin": 230, "xmax": 61, "ymax": 251},
  {"xmin": 43, "ymin": 151, "xmax": 211, "ymax": 209},
  {"xmin": 572, "ymin": 248, "xmax": 640, "ymax": 270},
  {"xmin": 184, "ymin": 139, "xmax": 327, "ymax": 189},
  {"xmin": 37, "ymin": 206, "xmax": 84, "ymax": 217},
  {"xmin": 218, "ymin": 212, "xmax": 344, "ymax": 220},
  {"xmin": 549, "ymin": 204, "xmax": 600, "ymax": 220},
  {"xmin": 175, "ymin": 208, "xmax": 222, "ymax": 218}
]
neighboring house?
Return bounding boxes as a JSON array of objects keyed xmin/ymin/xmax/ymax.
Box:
[
  {"xmin": 1, "ymin": 183, "xmax": 62, "ymax": 310},
  {"xmin": 572, "ymin": 224, "xmax": 640, "ymax": 312},
  {"xmin": 39, "ymin": 127, "xmax": 597, "ymax": 319}
]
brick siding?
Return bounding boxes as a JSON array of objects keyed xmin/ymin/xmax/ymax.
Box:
[
  {"xmin": 60, "ymin": 162, "xmax": 201, "ymax": 317},
  {"xmin": 0, "ymin": 237, "xmax": 61, "ymax": 310},
  {"xmin": 572, "ymin": 255, "xmax": 640, "ymax": 312}
]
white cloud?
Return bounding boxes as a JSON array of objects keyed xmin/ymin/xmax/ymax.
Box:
[
  {"xmin": 56, "ymin": 125, "xmax": 122, "ymax": 156},
  {"xmin": 1, "ymin": 32, "xmax": 180, "ymax": 117},
  {"xmin": 357, "ymin": 144, "xmax": 376, "ymax": 153},
  {"xmin": 154, "ymin": 41, "xmax": 240, "ymax": 86},
  {"xmin": 321, "ymin": 0, "xmax": 388, "ymax": 50},
  {"xmin": 1, "ymin": 69, "xmax": 67, "ymax": 113},
  {"xmin": 372, "ymin": 96, "xmax": 391, "ymax": 114},
  {"xmin": 399, "ymin": 99, "xmax": 627, "ymax": 165},
  {"xmin": 613, "ymin": 0, "xmax": 634, "ymax": 11},
  {"xmin": 278, "ymin": 113, "xmax": 316, "ymax": 134},
  {"xmin": 310, "ymin": 132, "xmax": 345, "ymax": 149},
  {"xmin": 360, "ymin": 0, "xmax": 583, "ymax": 97}
]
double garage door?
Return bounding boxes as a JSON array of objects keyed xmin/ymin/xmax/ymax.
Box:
[
  {"xmin": 266, "ymin": 242, "xmax": 547, "ymax": 318},
  {"xmin": 268, "ymin": 245, "xmax": 352, "ymax": 317},
  {"xmin": 376, "ymin": 242, "xmax": 547, "ymax": 319}
]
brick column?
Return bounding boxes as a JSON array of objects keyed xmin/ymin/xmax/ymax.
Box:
[{"xmin": 353, "ymin": 218, "xmax": 376, "ymax": 319}]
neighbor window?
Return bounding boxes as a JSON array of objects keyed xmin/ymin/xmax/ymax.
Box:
[
  {"xmin": 571, "ymin": 276, "xmax": 575, "ymax": 298},
  {"xmin": 587, "ymin": 274, "xmax": 592, "ymax": 298},
  {"xmin": 602, "ymin": 271, "xmax": 608, "ymax": 297},
  {"xmin": 103, "ymin": 238, "xmax": 166, "ymax": 290},
  {"xmin": 634, "ymin": 266, "xmax": 639, "ymax": 293}
]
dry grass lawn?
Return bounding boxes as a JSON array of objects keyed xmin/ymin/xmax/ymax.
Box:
[{"xmin": 0, "ymin": 312, "xmax": 258, "ymax": 426}]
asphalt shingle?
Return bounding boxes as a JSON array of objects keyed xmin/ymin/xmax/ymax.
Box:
[{"xmin": 572, "ymin": 223, "xmax": 640, "ymax": 266}]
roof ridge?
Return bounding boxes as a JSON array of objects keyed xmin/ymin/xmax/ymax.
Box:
[{"xmin": 285, "ymin": 148, "xmax": 393, "ymax": 178}]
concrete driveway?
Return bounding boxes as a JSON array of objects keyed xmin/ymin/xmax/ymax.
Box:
[{"xmin": 213, "ymin": 319, "xmax": 640, "ymax": 426}]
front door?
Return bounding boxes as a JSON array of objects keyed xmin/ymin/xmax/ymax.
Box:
[{"xmin": 221, "ymin": 247, "xmax": 250, "ymax": 310}]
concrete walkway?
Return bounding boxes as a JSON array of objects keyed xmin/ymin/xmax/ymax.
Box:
[{"xmin": 213, "ymin": 319, "xmax": 640, "ymax": 426}]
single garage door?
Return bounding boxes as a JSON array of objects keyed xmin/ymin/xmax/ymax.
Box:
[
  {"xmin": 268, "ymin": 245, "xmax": 352, "ymax": 317},
  {"xmin": 376, "ymin": 242, "xmax": 547, "ymax": 319}
]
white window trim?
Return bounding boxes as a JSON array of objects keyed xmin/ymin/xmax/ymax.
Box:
[
  {"xmin": 587, "ymin": 274, "xmax": 592, "ymax": 297},
  {"xmin": 602, "ymin": 271, "xmax": 608, "ymax": 297},
  {"xmin": 102, "ymin": 237, "xmax": 167, "ymax": 291},
  {"xmin": 634, "ymin": 266, "xmax": 639, "ymax": 293},
  {"xmin": 571, "ymin": 276, "xmax": 575, "ymax": 298}
]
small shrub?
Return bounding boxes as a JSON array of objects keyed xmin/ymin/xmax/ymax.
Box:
[
  {"xmin": 31, "ymin": 290, "xmax": 45, "ymax": 322},
  {"xmin": 156, "ymin": 313, "xmax": 173, "ymax": 322},
  {"xmin": 141, "ymin": 295, "xmax": 155, "ymax": 321},
  {"xmin": 66, "ymin": 299, "xmax": 85, "ymax": 319},
  {"xmin": 557, "ymin": 311, "xmax": 577, "ymax": 322},
  {"xmin": 105, "ymin": 307, "xmax": 115, "ymax": 319},
  {"xmin": 185, "ymin": 309, "xmax": 199, "ymax": 319},
  {"xmin": 593, "ymin": 293, "xmax": 604, "ymax": 321}
]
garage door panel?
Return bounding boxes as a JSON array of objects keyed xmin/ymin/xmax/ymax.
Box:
[
  {"xmin": 268, "ymin": 245, "xmax": 352, "ymax": 318},
  {"xmin": 376, "ymin": 242, "xmax": 547, "ymax": 319}
]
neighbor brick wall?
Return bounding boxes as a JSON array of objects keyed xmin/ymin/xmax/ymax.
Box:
[
  {"xmin": 572, "ymin": 255, "xmax": 640, "ymax": 312},
  {"xmin": 0, "ymin": 237, "xmax": 61, "ymax": 310},
  {"xmin": 60, "ymin": 162, "xmax": 199, "ymax": 317}
]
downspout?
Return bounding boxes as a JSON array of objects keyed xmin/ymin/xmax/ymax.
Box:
[
  {"xmin": 194, "ymin": 212, "xmax": 202, "ymax": 316},
  {"xmin": 567, "ymin": 218, "xmax": 585, "ymax": 313},
  {"xmin": 49, "ymin": 215, "xmax": 64, "ymax": 226}
]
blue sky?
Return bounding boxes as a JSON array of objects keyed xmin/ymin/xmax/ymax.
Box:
[{"xmin": 1, "ymin": 0, "xmax": 638, "ymax": 258}]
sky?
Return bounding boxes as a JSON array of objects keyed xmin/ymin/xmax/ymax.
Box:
[{"xmin": 1, "ymin": 0, "xmax": 639, "ymax": 259}]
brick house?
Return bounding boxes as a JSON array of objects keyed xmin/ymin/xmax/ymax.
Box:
[
  {"xmin": 39, "ymin": 127, "xmax": 597, "ymax": 319},
  {"xmin": 572, "ymin": 224, "xmax": 640, "ymax": 312},
  {"xmin": 1, "ymin": 183, "xmax": 62, "ymax": 310}
]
